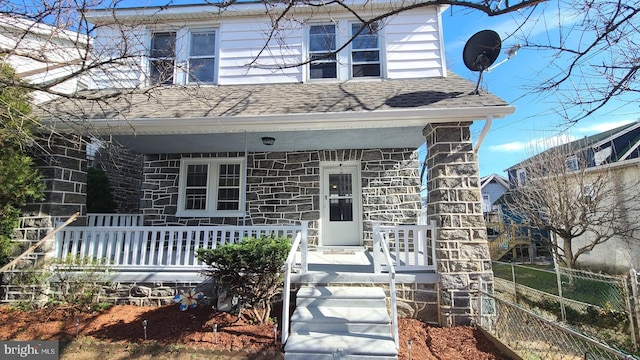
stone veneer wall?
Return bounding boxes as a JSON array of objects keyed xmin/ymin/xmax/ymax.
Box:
[
  {"xmin": 423, "ymin": 123, "xmax": 494, "ymax": 326},
  {"xmin": 141, "ymin": 149, "xmax": 422, "ymax": 247}
]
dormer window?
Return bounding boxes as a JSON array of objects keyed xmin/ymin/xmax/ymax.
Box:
[
  {"xmin": 149, "ymin": 32, "xmax": 176, "ymax": 85},
  {"xmin": 309, "ymin": 24, "xmax": 337, "ymax": 79},
  {"xmin": 351, "ymin": 22, "xmax": 380, "ymax": 77}
]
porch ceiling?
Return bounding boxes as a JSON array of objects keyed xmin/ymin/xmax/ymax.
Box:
[{"xmin": 111, "ymin": 126, "xmax": 426, "ymax": 153}]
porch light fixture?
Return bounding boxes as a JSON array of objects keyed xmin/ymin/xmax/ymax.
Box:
[{"xmin": 261, "ymin": 137, "xmax": 275, "ymax": 146}]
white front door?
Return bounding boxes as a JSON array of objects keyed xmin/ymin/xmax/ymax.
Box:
[{"xmin": 320, "ymin": 162, "xmax": 362, "ymax": 246}]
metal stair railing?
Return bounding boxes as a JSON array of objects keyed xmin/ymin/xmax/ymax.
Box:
[{"xmin": 281, "ymin": 221, "xmax": 308, "ymax": 345}]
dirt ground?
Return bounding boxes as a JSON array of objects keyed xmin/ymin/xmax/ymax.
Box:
[{"xmin": 0, "ymin": 305, "xmax": 511, "ymax": 359}]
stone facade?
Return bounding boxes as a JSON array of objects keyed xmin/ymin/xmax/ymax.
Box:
[
  {"xmin": 423, "ymin": 123, "xmax": 494, "ymax": 326},
  {"xmin": 25, "ymin": 136, "xmax": 87, "ymax": 220},
  {"xmin": 141, "ymin": 148, "xmax": 422, "ymax": 247}
]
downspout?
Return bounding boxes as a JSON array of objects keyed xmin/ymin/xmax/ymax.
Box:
[{"xmin": 474, "ymin": 114, "xmax": 493, "ymax": 154}]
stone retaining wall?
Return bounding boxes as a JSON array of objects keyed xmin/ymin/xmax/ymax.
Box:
[{"xmin": 0, "ymin": 280, "xmax": 215, "ymax": 308}]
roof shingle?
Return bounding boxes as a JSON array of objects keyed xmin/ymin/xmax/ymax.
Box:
[{"xmin": 42, "ymin": 74, "xmax": 509, "ymax": 121}]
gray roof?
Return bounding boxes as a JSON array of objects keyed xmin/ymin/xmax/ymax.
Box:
[{"xmin": 42, "ymin": 74, "xmax": 509, "ymax": 121}]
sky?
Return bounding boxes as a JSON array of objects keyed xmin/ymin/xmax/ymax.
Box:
[{"xmin": 440, "ymin": 2, "xmax": 639, "ymax": 177}]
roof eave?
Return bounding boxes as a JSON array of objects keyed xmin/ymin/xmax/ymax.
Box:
[
  {"xmin": 85, "ymin": 0, "xmax": 439, "ymax": 24},
  {"xmin": 54, "ymin": 105, "xmax": 515, "ymax": 135}
]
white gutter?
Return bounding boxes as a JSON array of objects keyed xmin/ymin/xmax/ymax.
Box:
[
  {"xmin": 474, "ymin": 114, "xmax": 493, "ymax": 154},
  {"xmin": 50, "ymin": 105, "xmax": 515, "ymax": 136}
]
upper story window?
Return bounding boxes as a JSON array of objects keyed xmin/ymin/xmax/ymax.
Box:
[
  {"xmin": 309, "ymin": 24, "xmax": 337, "ymax": 79},
  {"xmin": 351, "ymin": 22, "xmax": 380, "ymax": 77},
  {"xmin": 177, "ymin": 158, "xmax": 244, "ymax": 217},
  {"xmin": 148, "ymin": 29, "xmax": 217, "ymax": 86},
  {"xmin": 307, "ymin": 21, "xmax": 383, "ymax": 81},
  {"xmin": 188, "ymin": 30, "xmax": 216, "ymax": 83},
  {"xmin": 150, "ymin": 32, "xmax": 176, "ymax": 85}
]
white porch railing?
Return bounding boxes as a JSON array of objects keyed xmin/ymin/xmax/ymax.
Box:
[
  {"xmin": 372, "ymin": 222, "xmax": 437, "ymax": 273},
  {"xmin": 87, "ymin": 213, "xmax": 143, "ymax": 227},
  {"xmin": 55, "ymin": 224, "xmax": 306, "ymax": 272}
]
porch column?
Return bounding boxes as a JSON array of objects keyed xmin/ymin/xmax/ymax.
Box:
[
  {"xmin": 25, "ymin": 135, "xmax": 87, "ymax": 222},
  {"xmin": 423, "ymin": 122, "xmax": 493, "ymax": 326}
]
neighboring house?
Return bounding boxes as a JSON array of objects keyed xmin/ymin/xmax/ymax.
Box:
[
  {"xmin": 27, "ymin": 1, "xmax": 515, "ymax": 328},
  {"xmin": 505, "ymin": 120, "xmax": 640, "ymax": 272},
  {"xmin": 0, "ymin": 14, "xmax": 87, "ymax": 103},
  {"xmin": 480, "ymin": 173, "xmax": 509, "ymax": 217}
]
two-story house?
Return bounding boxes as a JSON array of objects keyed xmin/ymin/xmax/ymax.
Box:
[{"xmin": 35, "ymin": 0, "xmax": 515, "ymax": 328}]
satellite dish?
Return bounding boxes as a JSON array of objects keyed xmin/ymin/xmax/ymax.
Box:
[{"xmin": 462, "ymin": 30, "xmax": 502, "ymax": 95}]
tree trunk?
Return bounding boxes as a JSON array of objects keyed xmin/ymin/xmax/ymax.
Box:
[{"xmin": 562, "ymin": 236, "xmax": 575, "ymax": 269}]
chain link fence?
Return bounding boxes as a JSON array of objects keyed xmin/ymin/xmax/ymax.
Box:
[
  {"xmin": 490, "ymin": 261, "xmax": 637, "ymax": 355},
  {"xmin": 477, "ymin": 288, "xmax": 636, "ymax": 360}
]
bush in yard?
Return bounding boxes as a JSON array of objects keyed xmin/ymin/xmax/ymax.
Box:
[
  {"xmin": 196, "ymin": 235, "xmax": 291, "ymax": 325},
  {"xmin": 86, "ymin": 167, "xmax": 116, "ymax": 213},
  {"xmin": 47, "ymin": 255, "xmax": 111, "ymax": 312},
  {"xmin": 0, "ymin": 63, "xmax": 44, "ymax": 267}
]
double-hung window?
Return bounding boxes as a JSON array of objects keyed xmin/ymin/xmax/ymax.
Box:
[
  {"xmin": 351, "ymin": 22, "xmax": 380, "ymax": 77},
  {"xmin": 149, "ymin": 32, "xmax": 176, "ymax": 85},
  {"xmin": 188, "ymin": 30, "xmax": 216, "ymax": 84},
  {"xmin": 309, "ymin": 24, "xmax": 337, "ymax": 79},
  {"xmin": 177, "ymin": 159, "xmax": 244, "ymax": 217}
]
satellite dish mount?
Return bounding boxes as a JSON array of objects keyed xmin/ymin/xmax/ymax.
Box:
[{"xmin": 462, "ymin": 30, "xmax": 502, "ymax": 95}]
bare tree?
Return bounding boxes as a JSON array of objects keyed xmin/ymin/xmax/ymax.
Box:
[
  {"xmin": 506, "ymin": 141, "xmax": 640, "ymax": 269},
  {"xmin": 512, "ymin": 0, "xmax": 640, "ymax": 122},
  {"xmin": 0, "ymin": 0, "xmax": 637, "ymax": 127}
]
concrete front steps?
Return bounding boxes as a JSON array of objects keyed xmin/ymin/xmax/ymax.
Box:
[{"xmin": 284, "ymin": 285, "xmax": 398, "ymax": 360}]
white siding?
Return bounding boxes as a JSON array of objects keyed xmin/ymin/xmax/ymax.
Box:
[
  {"xmin": 88, "ymin": 24, "xmax": 147, "ymax": 89},
  {"xmin": 384, "ymin": 9, "xmax": 444, "ymax": 79},
  {"xmin": 218, "ymin": 19, "xmax": 302, "ymax": 84},
  {"xmin": 86, "ymin": 5, "xmax": 447, "ymax": 87}
]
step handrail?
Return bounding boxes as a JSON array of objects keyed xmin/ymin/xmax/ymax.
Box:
[
  {"xmin": 281, "ymin": 221, "xmax": 308, "ymax": 345},
  {"xmin": 374, "ymin": 223, "xmax": 399, "ymax": 349},
  {"xmin": 0, "ymin": 212, "xmax": 79, "ymax": 273}
]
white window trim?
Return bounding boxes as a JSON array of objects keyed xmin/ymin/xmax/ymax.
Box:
[
  {"xmin": 307, "ymin": 23, "xmax": 338, "ymax": 81},
  {"xmin": 148, "ymin": 31, "xmax": 177, "ymax": 86},
  {"xmin": 349, "ymin": 21, "xmax": 383, "ymax": 79},
  {"xmin": 177, "ymin": 158, "xmax": 245, "ymax": 217},
  {"xmin": 186, "ymin": 28, "xmax": 218, "ymax": 85},
  {"xmin": 305, "ymin": 21, "xmax": 385, "ymax": 82}
]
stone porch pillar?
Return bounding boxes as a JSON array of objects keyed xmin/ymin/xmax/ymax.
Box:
[
  {"xmin": 423, "ymin": 122, "xmax": 493, "ymax": 326},
  {"xmin": 25, "ymin": 135, "xmax": 87, "ymax": 222}
]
